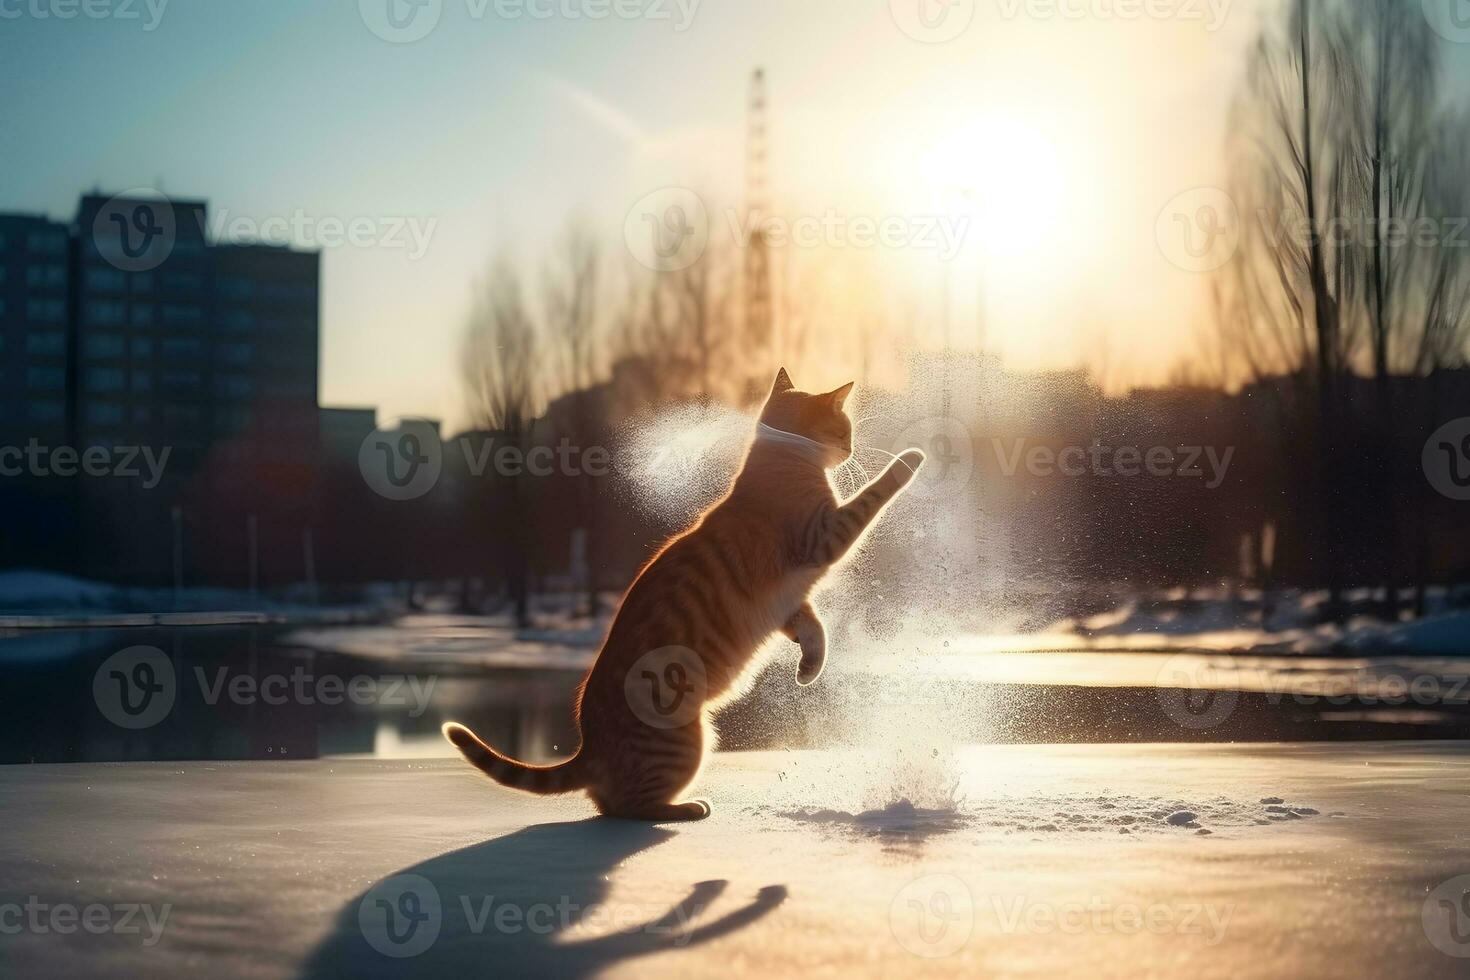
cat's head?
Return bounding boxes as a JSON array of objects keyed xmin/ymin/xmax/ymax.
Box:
[{"xmin": 759, "ymin": 367, "xmax": 854, "ymax": 467}]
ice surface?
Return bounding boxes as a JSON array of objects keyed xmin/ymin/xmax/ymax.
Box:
[{"xmin": 6, "ymin": 742, "xmax": 1462, "ymax": 978}]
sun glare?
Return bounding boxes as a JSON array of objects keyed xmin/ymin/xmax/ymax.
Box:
[{"xmin": 921, "ymin": 115, "xmax": 1066, "ymax": 259}]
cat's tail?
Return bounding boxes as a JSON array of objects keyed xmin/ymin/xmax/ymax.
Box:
[{"xmin": 441, "ymin": 722, "xmax": 589, "ymax": 795}]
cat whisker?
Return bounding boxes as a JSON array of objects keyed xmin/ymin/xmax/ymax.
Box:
[
  {"xmin": 831, "ymin": 462, "xmax": 866, "ymax": 494},
  {"xmin": 853, "ymin": 445, "xmax": 901, "ymax": 464},
  {"xmin": 838, "ymin": 454, "xmax": 874, "ymax": 482}
]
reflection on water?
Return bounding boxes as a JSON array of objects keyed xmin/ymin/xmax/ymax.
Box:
[
  {"xmin": 4, "ymin": 625, "xmax": 1468, "ymax": 765},
  {"xmin": 1, "ymin": 625, "xmax": 580, "ymax": 765}
]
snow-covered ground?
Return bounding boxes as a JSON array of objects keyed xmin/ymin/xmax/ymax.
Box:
[
  {"xmin": 4, "ymin": 567, "xmax": 1464, "ymax": 659},
  {"xmin": 275, "ymin": 586, "xmax": 1470, "ymax": 671},
  {"xmin": 1048, "ymin": 586, "xmax": 1470, "ymax": 656},
  {"xmin": 3, "ymin": 742, "xmax": 1470, "ymax": 978},
  {"xmin": 0, "ymin": 570, "xmax": 385, "ymax": 627}
]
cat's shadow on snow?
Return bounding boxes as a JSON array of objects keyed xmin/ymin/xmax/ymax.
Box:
[{"xmin": 300, "ymin": 818, "xmax": 787, "ymax": 978}]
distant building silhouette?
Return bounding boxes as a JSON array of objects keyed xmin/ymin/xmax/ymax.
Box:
[
  {"xmin": 0, "ymin": 214, "xmax": 71, "ymax": 446},
  {"xmin": 0, "ymin": 193, "xmax": 323, "ymax": 586},
  {"xmin": 319, "ymin": 407, "xmax": 377, "ymax": 460}
]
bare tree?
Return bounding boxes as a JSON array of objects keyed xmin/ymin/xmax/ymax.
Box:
[
  {"xmin": 671, "ymin": 256, "xmax": 721, "ymax": 401},
  {"xmin": 1226, "ymin": 0, "xmax": 1359, "ymax": 378},
  {"xmin": 543, "ymin": 220, "xmax": 602, "ymax": 396},
  {"xmin": 1414, "ymin": 109, "xmax": 1470, "ymax": 374},
  {"xmin": 1215, "ymin": 0, "xmax": 1470, "ymax": 618},
  {"xmin": 542, "ymin": 220, "xmax": 603, "ymax": 616},
  {"xmin": 1337, "ymin": 0, "xmax": 1436, "ymax": 389},
  {"xmin": 1226, "ymin": 0, "xmax": 1466, "ymax": 384},
  {"xmin": 462, "ymin": 258, "xmax": 540, "ymax": 627},
  {"xmin": 1220, "ymin": 0, "xmax": 1368, "ymax": 617},
  {"xmin": 627, "ymin": 240, "xmax": 735, "ymax": 403}
]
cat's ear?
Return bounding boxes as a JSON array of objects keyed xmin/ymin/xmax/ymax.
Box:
[
  {"xmin": 827, "ymin": 382, "xmax": 855, "ymax": 409},
  {"xmin": 771, "ymin": 367, "xmax": 795, "ymax": 394}
]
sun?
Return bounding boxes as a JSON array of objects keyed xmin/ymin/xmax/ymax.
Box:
[{"xmin": 920, "ymin": 114, "xmax": 1067, "ymax": 259}]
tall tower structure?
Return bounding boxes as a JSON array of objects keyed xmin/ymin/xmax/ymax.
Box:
[{"xmin": 744, "ymin": 69, "xmax": 773, "ymax": 361}]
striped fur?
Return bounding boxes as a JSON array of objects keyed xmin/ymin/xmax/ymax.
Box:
[
  {"xmin": 442, "ymin": 722, "xmax": 587, "ymax": 794},
  {"xmin": 444, "ymin": 368, "xmax": 923, "ymax": 822}
]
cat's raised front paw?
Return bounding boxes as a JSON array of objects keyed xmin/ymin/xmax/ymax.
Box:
[
  {"xmin": 891, "ymin": 449, "xmax": 925, "ymax": 485},
  {"xmin": 796, "ymin": 654, "xmax": 825, "ymax": 686}
]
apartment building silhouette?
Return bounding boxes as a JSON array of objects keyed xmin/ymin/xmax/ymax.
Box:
[{"xmin": 0, "ymin": 193, "xmax": 320, "ymax": 584}]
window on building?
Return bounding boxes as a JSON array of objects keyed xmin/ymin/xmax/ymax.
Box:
[
  {"xmin": 161, "ymin": 304, "xmax": 202, "ymax": 326},
  {"xmin": 85, "ymin": 367, "xmax": 126, "ymax": 392},
  {"xmin": 26, "ymin": 299, "xmax": 65, "ymax": 322},
  {"xmin": 82, "ymin": 334, "xmax": 125, "ymax": 359},
  {"xmin": 217, "ymin": 342, "xmax": 254, "ymax": 366},
  {"xmin": 162, "ymin": 271, "xmax": 204, "ymax": 291},
  {"xmin": 161, "ymin": 337, "xmax": 203, "ymax": 359},
  {"xmin": 130, "ymin": 304, "xmax": 154, "ymax": 327},
  {"xmin": 218, "ymin": 276, "xmax": 253, "ymax": 301},
  {"xmin": 29, "ymin": 401, "xmax": 64, "ymax": 423},
  {"xmin": 86, "ymin": 403, "xmax": 124, "ymax": 426},
  {"xmin": 85, "ymin": 301, "xmax": 127, "ymax": 326},
  {"xmin": 27, "ymin": 366, "xmax": 65, "ymax": 389},
  {"xmin": 26, "ymin": 264, "xmax": 65, "ymax": 288},
  {"xmin": 85, "ymin": 267, "xmax": 126, "ymax": 292},
  {"xmin": 26, "ymin": 332, "xmax": 65, "ymax": 356},
  {"xmin": 223, "ymin": 309, "xmax": 255, "ymax": 331},
  {"xmin": 215, "ymin": 375, "xmax": 254, "ymax": 398},
  {"xmin": 26, "ymin": 231, "xmax": 66, "ymax": 254}
]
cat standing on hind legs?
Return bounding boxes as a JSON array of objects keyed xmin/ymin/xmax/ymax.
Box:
[{"xmin": 444, "ymin": 368, "xmax": 925, "ymax": 821}]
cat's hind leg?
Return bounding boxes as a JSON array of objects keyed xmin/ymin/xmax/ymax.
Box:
[
  {"xmin": 599, "ymin": 798, "xmax": 712, "ymax": 822},
  {"xmin": 628, "ymin": 800, "xmax": 712, "ymax": 822},
  {"xmin": 593, "ymin": 725, "xmax": 711, "ymax": 821},
  {"xmin": 782, "ymin": 601, "xmax": 827, "ymax": 686}
]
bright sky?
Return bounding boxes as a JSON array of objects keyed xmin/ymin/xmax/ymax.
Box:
[{"xmin": 5, "ymin": 0, "xmax": 1468, "ymax": 428}]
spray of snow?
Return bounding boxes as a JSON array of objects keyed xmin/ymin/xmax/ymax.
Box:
[{"xmin": 611, "ymin": 401, "xmax": 752, "ymax": 524}]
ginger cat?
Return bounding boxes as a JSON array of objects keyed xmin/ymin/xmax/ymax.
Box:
[{"xmin": 444, "ymin": 369, "xmax": 925, "ymax": 821}]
